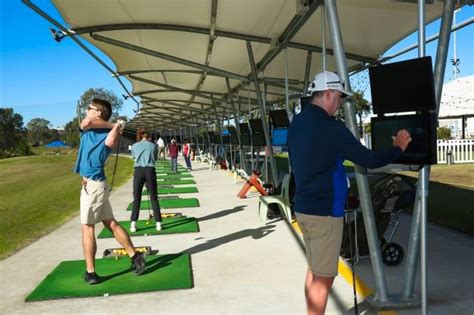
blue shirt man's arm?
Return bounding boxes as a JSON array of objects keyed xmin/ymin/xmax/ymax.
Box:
[
  {"xmin": 80, "ymin": 117, "xmax": 114, "ymax": 130},
  {"xmin": 335, "ymin": 122, "xmax": 402, "ymax": 169}
]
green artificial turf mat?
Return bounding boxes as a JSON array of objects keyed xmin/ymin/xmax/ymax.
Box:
[
  {"xmin": 156, "ymin": 169, "xmax": 187, "ymax": 172},
  {"xmin": 156, "ymin": 172, "xmax": 189, "ymax": 176},
  {"xmin": 144, "ymin": 187, "xmax": 199, "ymax": 195},
  {"xmin": 127, "ymin": 198, "xmax": 200, "ymax": 210},
  {"xmin": 25, "ymin": 253, "xmax": 193, "ymax": 302},
  {"xmin": 98, "ymin": 217, "xmax": 199, "ymax": 238},
  {"xmin": 157, "ymin": 173, "xmax": 193, "ymax": 179},
  {"xmin": 158, "ymin": 179, "xmax": 196, "ymax": 185}
]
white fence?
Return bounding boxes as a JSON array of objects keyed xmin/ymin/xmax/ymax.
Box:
[
  {"xmin": 363, "ymin": 134, "xmax": 474, "ymax": 164},
  {"xmin": 437, "ymin": 139, "xmax": 474, "ymax": 164}
]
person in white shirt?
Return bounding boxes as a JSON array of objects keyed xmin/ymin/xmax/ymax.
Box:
[{"xmin": 156, "ymin": 137, "xmax": 165, "ymax": 160}]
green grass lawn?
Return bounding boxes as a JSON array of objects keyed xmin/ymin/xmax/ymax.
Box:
[
  {"xmin": 400, "ymin": 164, "xmax": 474, "ymax": 236},
  {"xmin": 30, "ymin": 146, "xmax": 77, "ymax": 156},
  {"xmin": 0, "ymin": 154, "xmax": 133, "ymax": 259}
]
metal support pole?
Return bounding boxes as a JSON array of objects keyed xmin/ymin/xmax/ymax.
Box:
[
  {"xmin": 326, "ymin": 0, "xmax": 389, "ymax": 303},
  {"xmin": 212, "ymin": 100, "xmax": 225, "ymax": 155},
  {"xmin": 403, "ymin": 1, "xmax": 454, "ymax": 313},
  {"xmin": 262, "ymin": 82, "xmax": 269, "ymax": 183},
  {"xmin": 417, "ymin": 3, "xmax": 429, "ymax": 314},
  {"xmin": 303, "ymin": 51, "xmax": 313, "ymax": 95},
  {"xmin": 284, "ymin": 48, "xmax": 293, "ymax": 174},
  {"xmin": 248, "ymin": 84, "xmax": 255, "ymax": 171},
  {"xmin": 433, "ymin": 0, "xmax": 456, "ymax": 117},
  {"xmin": 226, "ymin": 78, "xmax": 246, "ymax": 171},
  {"xmin": 246, "ymin": 41, "xmax": 280, "ymax": 187},
  {"xmin": 284, "ymin": 48, "xmax": 291, "ymax": 119},
  {"xmin": 321, "ymin": 4, "xmax": 327, "ymax": 71}
]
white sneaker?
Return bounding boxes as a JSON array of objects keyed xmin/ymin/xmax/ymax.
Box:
[
  {"xmin": 156, "ymin": 222, "xmax": 162, "ymax": 231},
  {"xmin": 130, "ymin": 221, "xmax": 137, "ymax": 233}
]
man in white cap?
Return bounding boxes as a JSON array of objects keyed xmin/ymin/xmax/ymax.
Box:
[{"xmin": 288, "ymin": 71, "xmax": 411, "ymax": 314}]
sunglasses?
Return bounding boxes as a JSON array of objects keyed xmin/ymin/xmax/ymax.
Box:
[{"xmin": 87, "ymin": 105, "xmax": 98, "ymax": 111}]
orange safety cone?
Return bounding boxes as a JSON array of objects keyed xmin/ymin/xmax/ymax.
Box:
[{"xmin": 237, "ymin": 170, "xmax": 268, "ymax": 198}]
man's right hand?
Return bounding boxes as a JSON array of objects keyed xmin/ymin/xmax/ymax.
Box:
[
  {"xmin": 392, "ymin": 129, "xmax": 412, "ymax": 151},
  {"xmin": 116, "ymin": 119, "xmax": 126, "ymax": 131}
]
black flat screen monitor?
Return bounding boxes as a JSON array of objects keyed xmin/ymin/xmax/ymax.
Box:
[
  {"xmin": 249, "ymin": 119, "xmax": 264, "ymax": 134},
  {"xmin": 369, "ymin": 56, "xmax": 436, "ymax": 114},
  {"xmin": 226, "ymin": 126, "xmax": 239, "ymax": 145},
  {"xmin": 226, "ymin": 126, "xmax": 237, "ymax": 135},
  {"xmin": 207, "ymin": 131, "xmax": 218, "ymax": 144},
  {"xmin": 230, "ymin": 134, "xmax": 239, "ymax": 145},
  {"xmin": 239, "ymin": 123, "xmax": 250, "ymax": 135},
  {"xmin": 252, "ymin": 133, "xmax": 266, "ymax": 146},
  {"xmin": 222, "ymin": 135, "xmax": 230, "ymax": 144},
  {"xmin": 240, "ymin": 135, "xmax": 250, "ymax": 146},
  {"xmin": 371, "ymin": 113, "xmax": 437, "ymax": 165},
  {"xmin": 269, "ymin": 109, "xmax": 290, "ymax": 128},
  {"xmin": 272, "ymin": 128, "xmax": 288, "ymax": 146}
]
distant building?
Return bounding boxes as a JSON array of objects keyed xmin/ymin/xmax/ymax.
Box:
[{"xmin": 438, "ymin": 75, "xmax": 474, "ymax": 139}]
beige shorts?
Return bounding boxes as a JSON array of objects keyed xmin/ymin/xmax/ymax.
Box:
[
  {"xmin": 295, "ymin": 213, "xmax": 343, "ymax": 277},
  {"xmin": 80, "ymin": 179, "xmax": 114, "ymax": 225}
]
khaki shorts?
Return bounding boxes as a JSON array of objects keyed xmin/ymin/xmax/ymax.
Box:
[
  {"xmin": 80, "ymin": 179, "xmax": 114, "ymax": 225},
  {"xmin": 295, "ymin": 213, "xmax": 343, "ymax": 277}
]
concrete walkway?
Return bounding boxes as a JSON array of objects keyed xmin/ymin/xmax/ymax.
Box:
[{"xmin": 0, "ymin": 157, "xmax": 472, "ymax": 314}]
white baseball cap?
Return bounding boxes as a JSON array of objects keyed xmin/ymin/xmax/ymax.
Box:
[{"xmin": 308, "ymin": 71, "xmax": 353, "ymax": 97}]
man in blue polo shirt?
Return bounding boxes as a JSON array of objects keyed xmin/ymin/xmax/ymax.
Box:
[
  {"xmin": 288, "ymin": 71, "xmax": 412, "ymax": 314},
  {"xmin": 75, "ymin": 98, "xmax": 146, "ymax": 285}
]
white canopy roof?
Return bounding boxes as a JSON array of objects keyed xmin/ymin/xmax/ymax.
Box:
[
  {"xmin": 50, "ymin": 0, "xmax": 461, "ymax": 128},
  {"xmin": 439, "ymin": 75, "xmax": 474, "ymax": 118}
]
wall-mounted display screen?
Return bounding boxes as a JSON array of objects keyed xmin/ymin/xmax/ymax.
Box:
[
  {"xmin": 369, "ymin": 56, "xmax": 436, "ymax": 114},
  {"xmin": 371, "ymin": 113, "xmax": 437, "ymax": 165},
  {"xmin": 269, "ymin": 109, "xmax": 290, "ymax": 128},
  {"xmin": 272, "ymin": 128, "xmax": 288, "ymax": 146},
  {"xmin": 239, "ymin": 123, "xmax": 251, "ymax": 135},
  {"xmin": 249, "ymin": 119, "xmax": 264, "ymax": 134},
  {"xmin": 252, "ymin": 133, "xmax": 266, "ymax": 146}
]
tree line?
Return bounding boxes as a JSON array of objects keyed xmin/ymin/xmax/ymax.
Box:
[{"xmin": 0, "ymin": 88, "xmax": 127, "ymax": 159}]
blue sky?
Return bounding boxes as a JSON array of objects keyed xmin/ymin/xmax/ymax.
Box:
[{"xmin": 0, "ymin": 1, "xmax": 473, "ymax": 128}]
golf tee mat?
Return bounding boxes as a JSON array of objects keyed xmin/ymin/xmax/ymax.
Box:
[
  {"xmin": 144, "ymin": 186, "xmax": 199, "ymax": 195},
  {"xmin": 26, "ymin": 253, "xmax": 193, "ymax": 302},
  {"xmin": 157, "ymin": 179, "xmax": 196, "ymax": 185},
  {"xmin": 98, "ymin": 217, "xmax": 199, "ymax": 238},
  {"xmin": 157, "ymin": 173, "xmax": 194, "ymax": 179},
  {"xmin": 127, "ymin": 198, "xmax": 200, "ymax": 210}
]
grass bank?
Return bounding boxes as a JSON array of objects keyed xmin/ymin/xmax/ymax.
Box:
[
  {"xmin": 400, "ymin": 164, "xmax": 474, "ymax": 236},
  {"xmin": 0, "ymin": 154, "xmax": 133, "ymax": 259}
]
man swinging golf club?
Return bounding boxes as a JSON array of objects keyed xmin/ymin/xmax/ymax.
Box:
[{"xmin": 74, "ymin": 98, "xmax": 146, "ymax": 285}]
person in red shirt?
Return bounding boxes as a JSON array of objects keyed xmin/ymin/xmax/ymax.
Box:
[
  {"xmin": 183, "ymin": 139, "xmax": 192, "ymax": 171},
  {"xmin": 168, "ymin": 139, "xmax": 179, "ymax": 173}
]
